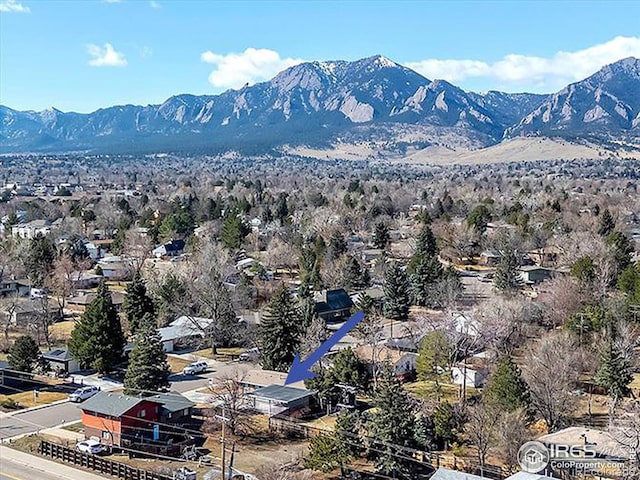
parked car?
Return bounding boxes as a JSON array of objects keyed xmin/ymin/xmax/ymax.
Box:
[
  {"xmin": 76, "ymin": 439, "xmax": 104, "ymax": 454},
  {"xmin": 239, "ymin": 347, "xmax": 260, "ymax": 362},
  {"xmin": 182, "ymin": 361, "xmax": 208, "ymax": 375},
  {"xmin": 69, "ymin": 385, "xmax": 100, "ymax": 402}
]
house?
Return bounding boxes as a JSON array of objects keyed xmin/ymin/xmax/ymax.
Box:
[
  {"xmin": 479, "ymin": 249, "xmax": 502, "ymax": 266},
  {"xmin": 152, "ymin": 239, "xmax": 185, "ymax": 258},
  {"xmin": 157, "ymin": 315, "xmax": 215, "ymax": 352},
  {"xmin": 355, "ymin": 345, "xmax": 417, "ymax": 379},
  {"xmin": 0, "ymin": 279, "xmax": 30, "ymax": 297},
  {"xmin": 1, "ymin": 299, "xmax": 40, "ymax": 327},
  {"xmin": 314, "ymin": 289, "xmax": 354, "ymax": 322},
  {"xmin": 247, "ymin": 384, "xmax": 315, "ymax": 416},
  {"xmin": 240, "ymin": 369, "xmax": 307, "ymax": 391},
  {"xmin": 80, "ymin": 392, "xmax": 162, "ymax": 447},
  {"xmin": 146, "ymin": 392, "xmax": 195, "ymax": 423},
  {"xmin": 11, "ymin": 219, "xmax": 51, "ymax": 239},
  {"xmin": 97, "ymin": 256, "xmax": 131, "ymax": 280},
  {"xmin": 452, "ymin": 312, "xmax": 480, "ymax": 337},
  {"xmin": 80, "ymin": 391, "xmax": 194, "ymax": 448},
  {"xmin": 70, "ymin": 272, "xmax": 103, "ymax": 290},
  {"xmin": 451, "ymin": 363, "xmax": 488, "ymax": 388},
  {"xmin": 538, "ymin": 426, "xmax": 631, "ymax": 465},
  {"xmin": 519, "ymin": 266, "xmax": 553, "ymax": 285},
  {"xmin": 41, "ymin": 347, "xmax": 81, "ymax": 375},
  {"xmin": 67, "ymin": 291, "xmax": 125, "ymax": 313},
  {"xmin": 84, "ymin": 241, "xmax": 105, "ymax": 260}
]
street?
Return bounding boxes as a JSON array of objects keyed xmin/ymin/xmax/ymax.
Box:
[
  {"xmin": 0, "ymin": 445, "xmax": 108, "ymax": 480},
  {"xmin": 0, "ymin": 402, "xmax": 80, "ymax": 440}
]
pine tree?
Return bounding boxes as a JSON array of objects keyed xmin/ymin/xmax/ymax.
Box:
[
  {"xmin": 123, "ymin": 314, "xmax": 170, "ymax": 396},
  {"xmin": 598, "ymin": 208, "xmax": 615, "ymax": 236},
  {"xmin": 493, "ymin": 250, "xmax": 523, "ymax": 294},
  {"xmin": 344, "ymin": 256, "xmax": 370, "ymax": 290},
  {"xmin": 68, "ymin": 282, "xmax": 125, "ymax": 374},
  {"xmin": 335, "ymin": 410, "xmax": 363, "ymax": 458},
  {"xmin": 367, "ymin": 368, "xmax": 417, "ymax": 476},
  {"xmin": 372, "ymin": 222, "xmax": 390, "ymax": 250},
  {"xmin": 414, "ymin": 225, "xmax": 438, "ymax": 259},
  {"xmin": 383, "ymin": 263, "xmax": 410, "ymax": 321},
  {"xmin": 8, "ymin": 335, "xmax": 40, "ymax": 373},
  {"xmin": 220, "ymin": 210, "xmax": 249, "ymax": 250},
  {"xmin": 409, "ymin": 255, "xmax": 444, "ymax": 306},
  {"xmin": 261, "ymin": 284, "xmax": 300, "ymax": 371},
  {"xmin": 123, "ymin": 273, "xmax": 155, "ymax": 334},
  {"xmin": 413, "ymin": 412, "xmax": 434, "ymax": 450},
  {"xmin": 416, "ymin": 331, "xmax": 451, "ymax": 399},
  {"xmin": 433, "ymin": 401, "xmax": 459, "ymax": 450},
  {"xmin": 25, "ymin": 234, "xmax": 57, "ymax": 286},
  {"xmin": 483, "ymin": 355, "xmax": 530, "ymax": 412},
  {"xmin": 595, "ymin": 340, "xmax": 633, "ymax": 408},
  {"xmin": 327, "ymin": 231, "xmax": 347, "ymax": 260}
]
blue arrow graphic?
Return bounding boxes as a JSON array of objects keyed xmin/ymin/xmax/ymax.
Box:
[{"xmin": 285, "ymin": 310, "xmax": 365, "ymax": 385}]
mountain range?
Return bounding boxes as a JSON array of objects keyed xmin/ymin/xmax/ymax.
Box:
[{"xmin": 1, "ymin": 55, "xmax": 639, "ymax": 158}]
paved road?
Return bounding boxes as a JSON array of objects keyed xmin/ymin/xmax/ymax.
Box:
[
  {"xmin": 0, "ymin": 402, "xmax": 80, "ymax": 440},
  {"xmin": 0, "ymin": 445, "xmax": 108, "ymax": 480}
]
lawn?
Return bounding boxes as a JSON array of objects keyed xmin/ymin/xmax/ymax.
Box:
[
  {"xmin": 0, "ymin": 390, "xmax": 68, "ymax": 409},
  {"xmin": 49, "ymin": 320, "xmax": 76, "ymax": 340},
  {"xmin": 167, "ymin": 356, "xmax": 191, "ymax": 373},
  {"xmin": 191, "ymin": 347, "xmax": 245, "ymax": 359},
  {"xmin": 405, "ymin": 380, "xmax": 479, "ymax": 403}
]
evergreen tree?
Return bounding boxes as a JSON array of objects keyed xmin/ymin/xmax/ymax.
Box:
[
  {"xmin": 483, "ymin": 355, "xmax": 530, "ymax": 412},
  {"xmin": 416, "ymin": 331, "xmax": 451, "ymax": 399},
  {"xmin": 335, "ymin": 410, "xmax": 363, "ymax": 458},
  {"xmin": 355, "ymin": 291, "xmax": 377, "ymax": 316},
  {"xmin": 571, "ymin": 256, "xmax": 597, "ymax": 283},
  {"xmin": 467, "ymin": 204, "xmax": 491, "ymax": 234},
  {"xmin": 8, "ymin": 335, "xmax": 40, "ymax": 373},
  {"xmin": 327, "ymin": 231, "xmax": 347, "ymax": 260},
  {"xmin": 413, "ymin": 412, "xmax": 435, "ymax": 450},
  {"xmin": 261, "ymin": 284, "xmax": 300, "ymax": 371},
  {"xmin": 618, "ymin": 264, "xmax": 640, "ymax": 304},
  {"xmin": 305, "ymin": 434, "xmax": 349, "ymax": 473},
  {"xmin": 68, "ymin": 282, "xmax": 125, "ymax": 374},
  {"xmin": 433, "ymin": 401, "xmax": 460, "ymax": 450},
  {"xmin": 598, "ymin": 209, "xmax": 615, "ymax": 236},
  {"xmin": 123, "ymin": 314, "xmax": 170, "ymax": 396},
  {"xmin": 372, "ymin": 222, "xmax": 390, "ymax": 250},
  {"xmin": 154, "ymin": 273, "xmax": 186, "ymax": 326},
  {"xmin": 123, "ymin": 273, "xmax": 156, "ymax": 334},
  {"xmin": 25, "ymin": 234, "xmax": 57, "ymax": 286},
  {"xmin": 344, "ymin": 256, "xmax": 371, "ymax": 290},
  {"xmin": 606, "ymin": 231, "xmax": 634, "ymax": 272},
  {"xmin": 367, "ymin": 368, "xmax": 418, "ymax": 476},
  {"xmin": 408, "ymin": 225, "xmax": 444, "ymax": 306},
  {"xmin": 383, "ymin": 263, "xmax": 410, "ymax": 321},
  {"xmin": 595, "ymin": 340, "xmax": 633, "ymax": 408},
  {"xmin": 409, "ymin": 255, "xmax": 444, "ymax": 306},
  {"xmin": 493, "ymin": 250, "xmax": 523, "ymax": 294},
  {"xmin": 220, "ymin": 210, "xmax": 249, "ymax": 250}
]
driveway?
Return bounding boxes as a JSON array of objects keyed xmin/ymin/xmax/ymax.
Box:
[{"xmin": 0, "ymin": 402, "xmax": 81, "ymax": 440}]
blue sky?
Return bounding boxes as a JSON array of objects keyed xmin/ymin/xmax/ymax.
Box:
[{"xmin": 1, "ymin": 0, "xmax": 639, "ymax": 113}]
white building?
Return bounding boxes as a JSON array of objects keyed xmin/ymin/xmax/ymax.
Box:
[{"xmin": 12, "ymin": 219, "xmax": 51, "ymax": 239}]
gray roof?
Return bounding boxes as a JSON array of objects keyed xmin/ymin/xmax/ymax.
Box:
[
  {"xmin": 430, "ymin": 469, "xmax": 485, "ymax": 480},
  {"xmin": 148, "ymin": 392, "xmax": 194, "ymax": 413},
  {"xmin": 41, "ymin": 348, "xmax": 73, "ymax": 362},
  {"xmin": 249, "ymin": 384, "xmax": 314, "ymax": 403},
  {"xmin": 506, "ymin": 473, "xmax": 558, "ymax": 480},
  {"xmin": 80, "ymin": 391, "xmax": 146, "ymax": 417}
]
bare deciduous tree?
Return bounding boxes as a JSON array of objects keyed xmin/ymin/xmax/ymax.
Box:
[{"xmin": 522, "ymin": 332, "xmax": 584, "ymax": 432}]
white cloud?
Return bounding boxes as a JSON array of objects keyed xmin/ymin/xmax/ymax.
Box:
[
  {"xmin": 86, "ymin": 43, "xmax": 128, "ymax": 67},
  {"xmin": 201, "ymin": 47, "xmax": 304, "ymax": 89},
  {"xmin": 0, "ymin": 0, "xmax": 30, "ymax": 13},
  {"xmin": 149, "ymin": 0, "xmax": 160, "ymax": 8},
  {"xmin": 405, "ymin": 36, "xmax": 640, "ymax": 91}
]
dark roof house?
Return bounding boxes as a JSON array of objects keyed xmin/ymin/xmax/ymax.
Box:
[{"xmin": 314, "ymin": 289, "xmax": 354, "ymax": 322}]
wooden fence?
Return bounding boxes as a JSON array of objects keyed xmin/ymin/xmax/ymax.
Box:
[{"xmin": 38, "ymin": 440, "xmax": 173, "ymax": 480}]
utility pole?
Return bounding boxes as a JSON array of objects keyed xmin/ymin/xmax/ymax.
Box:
[{"xmin": 215, "ymin": 406, "xmax": 230, "ymax": 480}]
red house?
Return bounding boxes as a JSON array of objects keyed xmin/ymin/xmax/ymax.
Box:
[{"xmin": 79, "ymin": 392, "xmax": 161, "ymax": 447}]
